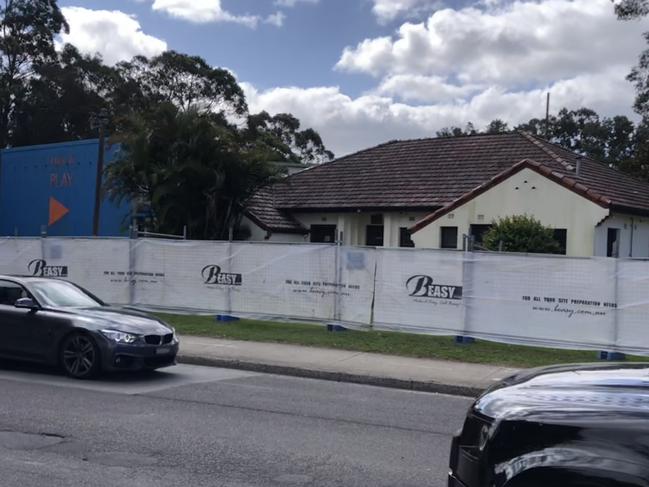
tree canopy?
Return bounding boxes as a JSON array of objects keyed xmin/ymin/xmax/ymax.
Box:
[{"xmin": 0, "ymin": 0, "xmax": 68, "ymax": 147}]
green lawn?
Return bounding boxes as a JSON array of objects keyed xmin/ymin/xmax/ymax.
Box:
[{"xmin": 158, "ymin": 313, "xmax": 649, "ymax": 369}]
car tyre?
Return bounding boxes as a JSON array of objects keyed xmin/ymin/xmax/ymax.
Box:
[{"xmin": 60, "ymin": 333, "xmax": 101, "ymax": 379}]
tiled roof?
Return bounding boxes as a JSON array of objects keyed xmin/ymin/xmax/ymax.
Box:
[
  {"xmin": 247, "ymin": 132, "xmax": 649, "ymax": 231},
  {"xmin": 245, "ymin": 187, "xmax": 307, "ymax": 234}
]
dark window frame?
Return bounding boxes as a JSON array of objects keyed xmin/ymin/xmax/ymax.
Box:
[
  {"xmin": 552, "ymin": 229, "xmax": 568, "ymax": 255},
  {"xmin": 310, "ymin": 224, "xmax": 337, "ymax": 243},
  {"xmin": 399, "ymin": 227, "xmax": 415, "ymax": 248},
  {"xmin": 365, "ymin": 225, "xmax": 384, "ymax": 247},
  {"xmin": 440, "ymin": 226, "xmax": 459, "ymax": 249},
  {"xmin": 607, "ymin": 228, "xmax": 621, "ymax": 258}
]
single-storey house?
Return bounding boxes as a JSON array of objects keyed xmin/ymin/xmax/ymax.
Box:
[{"xmin": 243, "ymin": 132, "xmax": 649, "ymax": 258}]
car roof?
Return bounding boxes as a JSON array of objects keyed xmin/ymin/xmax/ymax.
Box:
[{"xmin": 0, "ymin": 275, "xmax": 64, "ymax": 285}]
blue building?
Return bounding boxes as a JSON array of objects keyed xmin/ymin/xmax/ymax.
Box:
[{"xmin": 0, "ymin": 139, "xmax": 130, "ymax": 237}]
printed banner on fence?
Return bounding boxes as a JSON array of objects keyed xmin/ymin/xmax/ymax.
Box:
[
  {"xmin": 372, "ymin": 249, "xmax": 465, "ymax": 334},
  {"xmin": 1, "ymin": 237, "xmax": 649, "ymax": 355},
  {"xmin": 130, "ymin": 241, "xmax": 374, "ymax": 324},
  {"xmin": 463, "ymin": 253, "xmax": 617, "ymax": 349}
]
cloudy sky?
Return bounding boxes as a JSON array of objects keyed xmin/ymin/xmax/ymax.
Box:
[{"xmin": 58, "ymin": 0, "xmax": 649, "ymax": 157}]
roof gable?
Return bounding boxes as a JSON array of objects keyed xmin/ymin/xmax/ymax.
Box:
[{"xmin": 410, "ymin": 159, "xmax": 611, "ymax": 234}]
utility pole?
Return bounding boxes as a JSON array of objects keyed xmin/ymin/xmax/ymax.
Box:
[
  {"xmin": 545, "ymin": 92, "xmax": 551, "ymax": 138},
  {"xmin": 90, "ymin": 109, "xmax": 110, "ymax": 236}
]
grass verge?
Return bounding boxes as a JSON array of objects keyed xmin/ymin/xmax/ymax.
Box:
[{"xmin": 157, "ymin": 313, "xmax": 649, "ymax": 369}]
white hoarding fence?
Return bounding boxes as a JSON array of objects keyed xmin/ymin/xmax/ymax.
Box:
[
  {"xmin": 1, "ymin": 237, "xmax": 648, "ymax": 354},
  {"xmin": 373, "ymin": 249, "xmax": 464, "ymax": 335}
]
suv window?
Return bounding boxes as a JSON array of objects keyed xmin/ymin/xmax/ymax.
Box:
[{"xmin": 0, "ymin": 280, "xmax": 28, "ymax": 306}]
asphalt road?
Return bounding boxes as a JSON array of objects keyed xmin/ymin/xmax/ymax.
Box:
[{"xmin": 0, "ymin": 362, "xmax": 473, "ymax": 487}]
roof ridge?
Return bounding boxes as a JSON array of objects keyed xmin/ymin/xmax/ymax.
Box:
[{"xmin": 517, "ymin": 131, "xmax": 576, "ymax": 172}]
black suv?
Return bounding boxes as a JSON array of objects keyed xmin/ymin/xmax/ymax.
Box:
[{"xmin": 449, "ymin": 363, "xmax": 649, "ymax": 487}]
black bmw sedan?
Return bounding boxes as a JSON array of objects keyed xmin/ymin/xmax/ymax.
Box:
[
  {"xmin": 0, "ymin": 275, "xmax": 179, "ymax": 379},
  {"xmin": 449, "ymin": 363, "xmax": 649, "ymax": 487}
]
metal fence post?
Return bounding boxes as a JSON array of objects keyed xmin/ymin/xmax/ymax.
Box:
[
  {"xmin": 128, "ymin": 233, "xmax": 137, "ymax": 306},
  {"xmin": 601, "ymin": 257, "xmax": 625, "ymax": 361},
  {"xmin": 457, "ymin": 244, "xmax": 476, "ymax": 345}
]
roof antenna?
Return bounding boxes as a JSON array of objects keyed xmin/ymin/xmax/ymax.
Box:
[
  {"xmin": 575, "ymin": 155, "xmax": 582, "ymax": 177},
  {"xmin": 545, "ymin": 92, "xmax": 550, "ymax": 139}
]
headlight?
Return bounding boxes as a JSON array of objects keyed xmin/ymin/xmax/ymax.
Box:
[
  {"xmin": 171, "ymin": 326, "xmax": 179, "ymax": 342},
  {"xmin": 101, "ymin": 329, "xmax": 139, "ymax": 344}
]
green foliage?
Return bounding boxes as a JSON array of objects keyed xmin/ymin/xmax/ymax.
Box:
[
  {"xmin": 615, "ymin": 0, "xmax": 649, "ymax": 19},
  {"xmin": 105, "ymin": 104, "xmax": 281, "ymax": 240},
  {"xmin": 515, "ymin": 107, "xmax": 639, "ymax": 167},
  {"xmin": 0, "ymin": 0, "xmax": 68, "ymax": 146},
  {"xmin": 115, "ymin": 50, "xmax": 247, "ymax": 116},
  {"xmin": 616, "ymin": 1, "xmax": 649, "ymax": 118},
  {"xmin": 485, "ymin": 119, "xmax": 510, "ymax": 134},
  {"xmin": 245, "ymin": 111, "xmax": 333, "ymax": 164},
  {"xmin": 11, "ymin": 44, "xmax": 121, "ymax": 145},
  {"xmin": 482, "ymin": 215, "xmax": 562, "ymax": 254},
  {"xmin": 436, "ymin": 122, "xmax": 477, "ymax": 138}
]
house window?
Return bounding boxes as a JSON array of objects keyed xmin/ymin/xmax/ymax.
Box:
[
  {"xmin": 366, "ymin": 225, "xmax": 384, "ymax": 246},
  {"xmin": 440, "ymin": 226, "xmax": 458, "ymax": 249},
  {"xmin": 470, "ymin": 224, "xmax": 492, "ymax": 247},
  {"xmin": 553, "ymin": 229, "xmax": 567, "ymax": 255},
  {"xmin": 607, "ymin": 228, "xmax": 620, "ymax": 258},
  {"xmin": 399, "ymin": 228, "xmax": 415, "ymax": 248},
  {"xmin": 310, "ymin": 224, "xmax": 337, "ymax": 243},
  {"xmin": 370, "ymin": 214, "xmax": 384, "ymax": 225}
]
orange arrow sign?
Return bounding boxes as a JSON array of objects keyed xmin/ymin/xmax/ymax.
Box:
[{"xmin": 49, "ymin": 197, "xmax": 69, "ymax": 226}]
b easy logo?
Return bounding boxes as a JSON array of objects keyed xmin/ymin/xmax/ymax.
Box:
[
  {"xmin": 406, "ymin": 275, "xmax": 462, "ymax": 300},
  {"xmin": 28, "ymin": 259, "xmax": 68, "ymax": 278},
  {"xmin": 201, "ymin": 265, "xmax": 242, "ymax": 286}
]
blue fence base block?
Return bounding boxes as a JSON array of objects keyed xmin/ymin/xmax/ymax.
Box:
[
  {"xmin": 455, "ymin": 336, "xmax": 476, "ymax": 345},
  {"xmin": 215, "ymin": 315, "xmax": 240, "ymax": 322},
  {"xmin": 326, "ymin": 324, "xmax": 348, "ymax": 332},
  {"xmin": 598, "ymin": 351, "xmax": 626, "ymax": 361}
]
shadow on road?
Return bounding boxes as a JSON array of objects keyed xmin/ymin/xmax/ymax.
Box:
[{"xmin": 0, "ymin": 358, "xmax": 175, "ymax": 384}]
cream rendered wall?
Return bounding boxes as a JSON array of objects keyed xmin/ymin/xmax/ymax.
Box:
[
  {"xmin": 292, "ymin": 211, "xmax": 428, "ymax": 247},
  {"xmin": 411, "ymin": 168, "xmax": 610, "ymax": 257},
  {"xmin": 594, "ymin": 213, "xmax": 649, "ymax": 258}
]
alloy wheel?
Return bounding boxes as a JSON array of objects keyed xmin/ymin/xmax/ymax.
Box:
[{"xmin": 61, "ymin": 334, "xmax": 98, "ymax": 379}]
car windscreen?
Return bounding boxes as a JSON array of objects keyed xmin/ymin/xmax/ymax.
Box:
[{"xmin": 30, "ymin": 281, "xmax": 102, "ymax": 308}]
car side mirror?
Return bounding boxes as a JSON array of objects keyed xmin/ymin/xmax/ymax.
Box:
[{"xmin": 15, "ymin": 297, "xmax": 38, "ymax": 310}]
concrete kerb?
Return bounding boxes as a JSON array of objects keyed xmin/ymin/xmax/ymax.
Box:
[{"xmin": 178, "ymin": 354, "xmax": 483, "ymax": 398}]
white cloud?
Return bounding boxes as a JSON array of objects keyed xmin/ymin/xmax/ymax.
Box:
[
  {"xmin": 338, "ymin": 0, "xmax": 647, "ymax": 87},
  {"xmin": 371, "ymin": 0, "xmax": 445, "ymax": 23},
  {"xmin": 274, "ymin": 0, "xmax": 319, "ymax": 7},
  {"xmin": 242, "ymin": 68, "xmax": 637, "ymax": 157},
  {"xmin": 59, "ymin": 7, "xmax": 167, "ymax": 65},
  {"xmin": 375, "ymin": 75, "xmax": 485, "ymax": 103},
  {"xmin": 151, "ymin": 0, "xmax": 259, "ymax": 27},
  {"xmin": 265, "ymin": 11, "xmax": 286, "ymax": 27}
]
